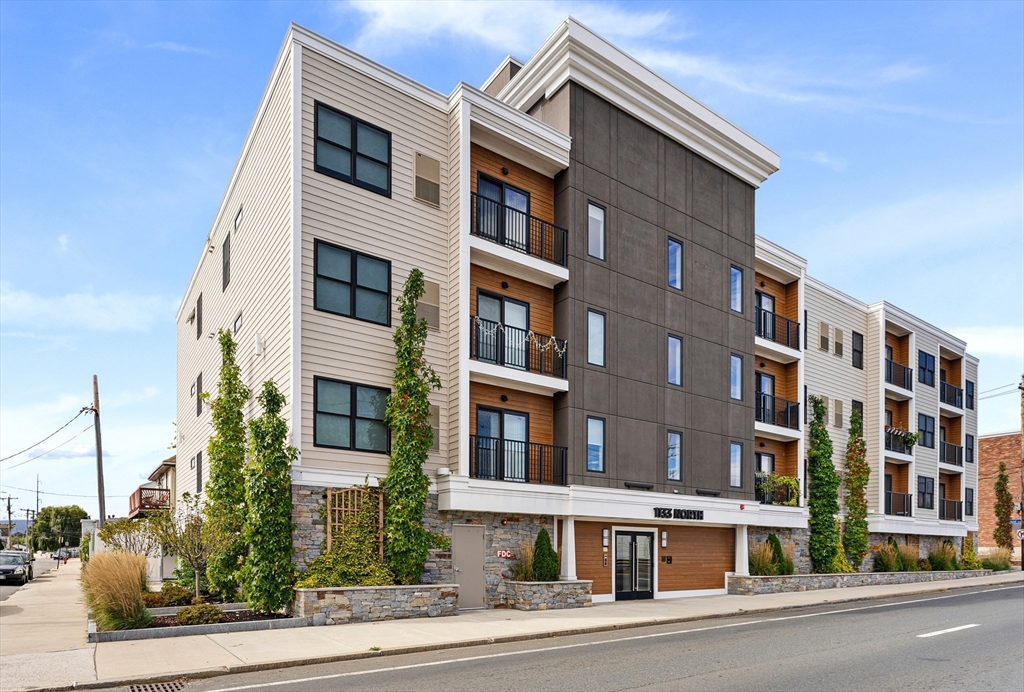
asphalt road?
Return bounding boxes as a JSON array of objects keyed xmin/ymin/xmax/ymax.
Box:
[
  {"xmin": 116, "ymin": 584, "xmax": 1022, "ymax": 692},
  {"xmin": 0, "ymin": 554, "xmax": 59, "ymax": 602}
]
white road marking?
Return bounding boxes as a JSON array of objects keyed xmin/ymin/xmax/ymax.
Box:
[
  {"xmin": 208, "ymin": 584, "xmax": 1022, "ymax": 692},
  {"xmin": 916, "ymin": 623, "xmax": 980, "ymax": 638}
]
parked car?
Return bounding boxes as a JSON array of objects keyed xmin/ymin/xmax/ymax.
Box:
[
  {"xmin": 9, "ymin": 551, "xmax": 34, "ymax": 580},
  {"xmin": 0, "ymin": 553, "xmax": 28, "ymax": 586}
]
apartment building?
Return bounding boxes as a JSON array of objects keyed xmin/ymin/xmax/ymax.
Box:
[{"xmin": 175, "ymin": 19, "xmax": 978, "ymax": 606}]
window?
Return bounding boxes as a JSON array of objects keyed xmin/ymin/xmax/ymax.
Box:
[
  {"xmin": 966, "ymin": 434, "xmax": 975, "ymax": 463},
  {"xmin": 314, "ymin": 377, "xmax": 389, "ymax": 453},
  {"xmin": 852, "ymin": 331, "xmax": 864, "ymax": 369},
  {"xmin": 966, "ymin": 380, "xmax": 975, "ymax": 409},
  {"xmin": 819, "ymin": 322, "xmax": 830, "ymax": 351},
  {"xmin": 834, "ymin": 328, "xmax": 844, "ymax": 357},
  {"xmin": 195, "ymin": 373, "xmax": 202, "ymax": 417},
  {"xmin": 416, "ymin": 280, "xmax": 440, "ymax": 329},
  {"xmin": 668, "ymin": 335, "xmax": 682, "ymax": 386},
  {"xmin": 820, "ymin": 396, "xmax": 830, "ymax": 423},
  {"xmin": 414, "ymin": 153, "xmax": 441, "ymax": 207},
  {"xmin": 314, "ymin": 240, "xmax": 390, "ymax": 326},
  {"xmin": 834, "ymin": 399, "xmax": 844, "ymax": 429},
  {"xmin": 587, "ymin": 203, "xmax": 606, "ymax": 260},
  {"xmin": 804, "ymin": 385, "xmax": 808, "ymax": 424},
  {"xmin": 587, "ymin": 310, "xmax": 606, "ymax": 366},
  {"xmin": 196, "ymin": 293, "xmax": 203, "ymax": 340},
  {"xmin": 587, "ymin": 417, "xmax": 605, "ymax": 472},
  {"xmin": 428, "ymin": 405, "xmax": 440, "ymax": 452},
  {"xmin": 667, "ymin": 431, "xmax": 681, "ymax": 481},
  {"xmin": 730, "ymin": 354, "xmax": 743, "ymax": 400},
  {"xmin": 222, "ymin": 233, "xmax": 231, "ymax": 291},
  {"xmin": 315, "ymin": 103, "xmax": 391, "ymax": 195},
  {"xmin": 730, "ymin": 442, "xmax": 743, "ymax": 488},
  {"xmin": 918, "ymin": 350, "xmax": 935, "ymax": 386},
  {"xmin": 918, "ymin": 413, "xmax": 935, "ymax": 448},
  {"xmin": 755, "ymin": 452, "xmax": 775, "ymax": 474},
  {"xmin": 234, "ymin": 207, "xmax": 243, "ymax": 231},
  {"xmin": 195, "ymin": 451, "xmax": 203, "ymax": 495},
  {"xmin": 803, "ymin": 310, "xmax": 808, "ymax": 352},
  {"xmin": 852, "ymin": 400, "xmax": 864, "ymax": 424},
  {"xmin": 729, "ymin": 266, "xmax": 743, "ymax": 313},
  {"xmin": 667, "ymin": 238, "xmax": 683, "ymax": 290},
  {"xmin": 965, "ymin": 488, "xmax": 974, "ymax": 516},
  {"xmin": 233, "ymin": 312, "xmax": 243, "ymax": 335},
  {"xmin": 917, "ymin": 475, "xmax": 934, "ymax": 509}
]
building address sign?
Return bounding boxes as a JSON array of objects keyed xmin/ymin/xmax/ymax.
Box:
[{"xmin": 653, "ymin": 507, "xmax": 704, "ymax": 520}]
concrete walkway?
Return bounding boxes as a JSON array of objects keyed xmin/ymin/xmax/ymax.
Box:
[{"xmin": 2, "ymin": 568, "xmax": 1021, "ymax": 692}]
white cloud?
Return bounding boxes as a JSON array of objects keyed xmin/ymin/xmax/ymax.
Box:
[
  {"xmin": 948, "ymin": 326, "xmax": 1024, "ymax": 359},
  {"xmin": 809, "ymin": 151, "xmax": 848, "ymax": 171},
  {"xmin": 0, "ymin": 282, "xmax": 177, "ymax": 332},
  {"xmin": 57, "ymin": 234, "xmax": 69, "ymax": 252},
  {"xmin": 149, "ymin": 41, "xmax": 213, "ymax": 56}
]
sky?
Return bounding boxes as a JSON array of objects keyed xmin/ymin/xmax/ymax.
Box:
[{"xmin": 1, "ymin": 1, "xmax": 1022, "ymax": 521}]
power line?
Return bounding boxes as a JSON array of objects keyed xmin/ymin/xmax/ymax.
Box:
[
  {"xmin": 979, "ymin": 382, "xmax": 1018, "ymax": 395},
  {"xmin": 1, "ymin": 424, "xmax": 94, "ymax": 471},
  {"xmin": 0, "ymin": 408, "xmax": 89, "ymax": 462},
  {"xmin": 979, "ymin": 390, "xmax": 1019, "ymax": 401},
  {"xmin": 0, "ymin": 484, "xmax": 128, "ymax": 499}
]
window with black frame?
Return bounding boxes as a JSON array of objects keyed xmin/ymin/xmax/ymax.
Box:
[
  {"xmin": 918, "ymin": 413, "xmax": 935, "ymax": 448},
  {"xmin": 314, "ymin": 377, "xmax": 389, "ymax": 453},
  {"xmin": 314, "ymin": 240, "xmax": 390, "ymax": 326},
  {"xmin": 918, "ymin": 350, "xmax": 935, "ymax": 386},
  {"xmin": 917, "ymin": 475, "xmax": 934, "ymax": 509},
  {"xmin": 965, "ymin": 488, "xmax": 974, "ymax": 516},
  {"xmin": 314, "ymin": 102, "xmax": 391, "ymax": 196},
  {"xmin": 852, "ymin": 331, "xmax": 864, "ymax": 369}
]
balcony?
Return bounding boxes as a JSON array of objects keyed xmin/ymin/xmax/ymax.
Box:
[
  {"xmin": 755, "ymin": 393, "xmax": 800, "ymax": 430},
  {"xmin": 885, "ymin": 359, "xmax": 913, "ymax": 391},
  {"xmin": 884, "ymin": 491, "xmax": 913, "ymax": 517},
  {"xmin": 470, "ymin": 317, "xmax": 567, "ymax": 379},
  {"xmin": 755, "ymin": 306, "xmax": 800, "ymax": 350},
  {"xmin": 754, "ymin": 473, "xmax": 799, "ymax": 507},
  {"xmin": 885, "ymin": 429, "xmax": 914, "ymax": 456},
  {"xmin": 940, "ymin": 382, "xmax": 963, "ymax": 409},
  {"xmin": 128, "ymin": 487, "xmax": 170, "ymax": 519},
  {"xmin": 471, "ymin": 192, "xmax": 567, "ymax": 268},
  {"xmin": 939, "ymin": 499, "xmax": 963, "ymax": 521},
  {"xmin": 469, "ymin": 435, "xmax": 567, "ymax": 485},
  {"xmin": 940, "ymin": 441, "xmax": 964, "ymax": 467}
]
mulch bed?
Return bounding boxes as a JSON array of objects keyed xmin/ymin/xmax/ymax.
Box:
[{"xmin": 150, "ymin": 610, "xmax": 289, "ymax": 628}]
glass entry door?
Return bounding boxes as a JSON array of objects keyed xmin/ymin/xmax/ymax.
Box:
[
  {"xmin": 614, "ymin": 531, "xmax": 654, "ymax": 601},
  {"xmin": 477, "ymin": 176, "xmax": 530, "ymax": 253},
  {"xmin": 756, "ymin": 372, "xmax": 775, "ymax": 424},
  {"xmin": 478, "ymin": 293, "xmax": 529, "ymax": 370},
  {"xmin": 755, "ymin": 291, "xmax": 775, "ymax": 341},
  {"xmin": 475, "ymin": 407, "xmax": 529, "ymax": 482}
]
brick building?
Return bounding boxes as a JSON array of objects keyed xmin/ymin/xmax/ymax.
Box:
[{"xmin": 978, "ymin": 431, "xmax": 1022, "ymax": 558}]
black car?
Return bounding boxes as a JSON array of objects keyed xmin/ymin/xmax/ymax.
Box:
[{"xmin": 0, "ymin": 553, "xmax": 28, "ymax": 586}]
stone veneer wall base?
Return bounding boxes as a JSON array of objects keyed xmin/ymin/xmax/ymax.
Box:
[
  {"xmin": 728, "ymin": 569, "xmax": 993, "ymax": 595},
  {"xmin": 504, "ymin": 580, "xmax": 593, "ymax": 611},
  {"xmin": 294, "ymin": 584, "xmax": 459, "ymax": 625}
]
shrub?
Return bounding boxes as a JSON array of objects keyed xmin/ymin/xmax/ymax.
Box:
[
  {"xmin": 960, "ymin": 534, "xmax": 983, "ymax": 570},
  {"xmin": 749, "ymin": 542, "xmax": 777, "ymax": 576},
  {"xmin": 898, "ymin": 544, "xmax": 920, "ymax": 571},
  {"xmin": 928, "ymin": 542, "xmax": 957, "ymax": 571},
  {"xmin": 81, "ymin": 552, "xmax": 152, "ymax": 631},
  {"xmin": 766, "ymin": 534, "xmax": 784, "ymax": 569},
  {"xmin": 981, "ymin": 547, "xmax": 1012, "ymax": 571},
  {"xmin": 176, "ymin": 603, "xmax": 223, "ymax": 626},
  {"xmin": 510, "ymin": 540, "xmax": 535, "ymax": 581},
  {"xmin": 830, "ymin": 521, "xmax": 856, "ymax": 573},
  {"xmin": 807, "ymin": 396, "xmax": 841, "ymax": 573},
  {"xmin": 81, "ymin": 534, "xmax": 91, "ymax": 563},
  {"xmin": 872, "ymin": 543, "xmax": 900, "ymax": 572},
  {"xmin": 141, "ymin": 592, "xmax": 166, "ymax": 608},
  {"xmin": 533, "ymin": 528, "xmax": 559, "ymax": 581},
  {"xmin": 780, "ymin": 543, "xmax": 796, "ymax": 576},
  {"xmin": 918, "ymin": 558, "xmax": 932, "ymax": 571},
  {"xmin": 172, "ymin": 562, "xmax": 208, "ymax": 596},
  {"xmin": 428, "ymin": 532, "xmax": 452, "ymax": 551},
  {"xmin": 99, "ymin": 517, "xmax": 158, "ymax": 555},
  {"xmin": 160, "ymin": 582, "xmax": 194, "ymax": 606}
]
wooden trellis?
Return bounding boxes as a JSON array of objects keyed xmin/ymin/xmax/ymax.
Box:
[{"xmin": 325, "ymin": 486, "xmax": 384, "ymax": 559}]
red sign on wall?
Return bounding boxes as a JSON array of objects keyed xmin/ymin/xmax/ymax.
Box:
[{"xmin": 497, "ymin": 549, "xmax": 514, "ymax": 559}]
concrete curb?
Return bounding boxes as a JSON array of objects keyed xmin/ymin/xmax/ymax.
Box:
[
  {"xmin": 22, "ymin": 574, "xmax": 1024, "ymax": 692},
  {"xmin": 87, "ymin": 616, "xmax": 311, "ymax": 643}
]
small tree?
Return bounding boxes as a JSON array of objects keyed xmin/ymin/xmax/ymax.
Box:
[
  {"xmin": 203, "ymin": 329, "xmax": 251, "ymax": 599},
  {"xmin": 241, "ymin": 381, "xmax": 298, "ymax": 612},
  {"xmin": 533, "ymin": 528, "xmax": 559, "ymax": 581},
  {"xmin": 807, "ymin": 396, "xmax": 841, "ymax": 572},
  {"xmin": 993, "ymin": 462, "xmax": 1014, "ymax": 549},
  {"xmin": 843, "ymin": 407, "xmax": 870, "ymax": 569},
  {"xmin": 383, "ymin": 269, "xmax": 442, "ymax": 585},
  {"xmin": 149, "ymin": 494, "xmax": 229, "ymax": 599},
  {"xmin": 98, "ymin": 518, "xmax": 158, "ymax": 555}
]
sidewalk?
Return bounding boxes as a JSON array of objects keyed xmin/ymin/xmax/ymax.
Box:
[{"xmin": 2, "ymin": 568, "xmax": 1021, "ymax": 692}]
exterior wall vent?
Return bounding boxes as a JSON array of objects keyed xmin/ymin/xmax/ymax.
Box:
[
  {"xmin": 414, "ymin": 153, "xmax": 441, "ymax": 207},
  {"xmin": 834, "ymin": 327, "xmax": 843, "ymax": 357},
  {"xmin": 416, "ymin": 279, "xmax": 441, "ymax": 329},
  {"xmin": 819, "ymin": 321, "xmax": 829, "ymax": 351}
]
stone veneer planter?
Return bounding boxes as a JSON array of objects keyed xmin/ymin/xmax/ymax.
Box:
[
  {"xmin": 728, "ymin": 569, "xmax": 993, "ymax": 595},
  {"xmin": 294, "ymin": 584, "xmax": 459, "ymax": 625},
  {"xmin": 88, "ymin": 615, "xmax": 310, "ymax": 643},
  {"xmin": 504, "ymin": 580, "xmax": 593, "ymax": 611}
]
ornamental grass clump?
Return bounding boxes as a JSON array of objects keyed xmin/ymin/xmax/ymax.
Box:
[
  {"xmin": 981, "ymin": 547, "xmax": 1012, "ymax": 571},
  {"xmin": 898, "ymin": 544, "xmax": 921, "ymax": 571},
  {"xmin": 872, "ymin": 543, "xmax": 901, "ymax": 573},
  {"xmin": 510, "ymin": 540, "xmax": 535, "ymax": 581},
  {"xmin": 749, "ymin": 542, "xmax": 777, "ymax": 576},
  {"xmin": 928, "ymin": 542, "xmax": 958, "ymax": 571},
  {"xmin": 81, "ymin": 552, "xmax": 152, "ymax": 631},
  {"xmin": 533, "ymin": 528, "xmax": 559, "ymax": 581}
]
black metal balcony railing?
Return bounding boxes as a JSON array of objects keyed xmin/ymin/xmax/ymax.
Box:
[
  {"xmin": 470, "ymin": 317, "xmax": 567, "ymax": 379},
  {"xmin": 940, "ymin": 441, "xmax": 964, "ymax": 466},
  {"xmin": 469, "ymin": 435, "xmax": 567, "ymax": 485},
  {"xmin": 939, "ymin": 499, "xmax": 963, "ymax": 521},
  {"xmin": 471, "ymin": 192, "xmax": 568, "ymax": 267},
  {"xmin": 885, "ymin": 359, "xmax": 913, "ymax": 391},
  {"xmin": 754, "ymin": 473, "xmax": 799, "ymax": 507},
  {"xmin": 755, "ymin": 392, "xmax": 800, "ymax": 430},
  {"xmin": 940, "ymin": 382, "xmax": 963, "ymax": 408},
  {"xmin": 885, "ymin": 491, "xmax": 913, "ymax": 517},
  {"xmin": 754, "ymin": 306, "xmax": 800, "ymax": 350},
  {"xmin": 885, "ymin": 429, "xmax": 914, "ymax": 455}
]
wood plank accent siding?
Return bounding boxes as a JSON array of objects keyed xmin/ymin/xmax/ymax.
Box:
[
  {"xmin": 470, "ymin": 266, "xmax": 555, "ymax": 336},
  {"xmin": 756, "ymin": 438, "xmax": 798, "ymax": 478},
  {"xmin": 885, "ymin": 461, "xmax": 909, "ymax": 494},
  {"xmin": 574, "ymin": 521, "xmax": 612, "ymax": 595},
  {"xmin": 470, "ymin": 144, "xmax": 555, "ymax": 225},
  {"xmin": 939, "ymin": 472, "xmax": 961, "ymax": 499},
  {"xmin": 469, "ymin": 383, "xmax": 554, "ymax": 446},
  {"xmin": 885, "ymin": 332, "xmax": 909, "ymax": 366},
  {"xmin": 754, "ymin": 272, "xmax": 799, "ymax": 322},
  {"xmin": 885, "ymin": 399, "xmax": 909, "ymax": 430},
  {"xmin": 755, "ymin": 358, "xmax": 798, "ymax": 402},
  {"xmin": 658, "ymin": 526, "xmax": 735, "ymax": 591},
  {"xmin": 940, "ymin": 356, "xmax": 962, "ymax": 387},
  {"xmin": 941, "ymin": 415, "xmax": 962, "ymax": 445}
]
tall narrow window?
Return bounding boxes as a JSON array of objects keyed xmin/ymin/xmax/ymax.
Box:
[
  {"xmin": 834, "ymin": 399, "xmax": 844, "ymax": 428},
  {"xmin": 834, "ymin": 328, "xmax": 844, "ymax": 357},
  {"xmin": 196, "ymin": 293, "xmax": 203, "ymax": 340},
  {"xmin": 667, "ymin": 238, "xmax": 683, "ymax": 289},
  {"xmin": 730, "ymin": 442, "xmax": 743, "ymax": 488},
  {"xmin": 852, "ymin": 331, "xmax": 864, "ymax": 369},
  {"xmin": 729, "ymin": 266, "xmax": 743, "ymax": 313},
  {"xmin": 918, "ymin": 350, "xmax": 935, "ymax": 386},
  {"xmin": 819, "ymin": 322, "xmax": 830, "ymax": 351},
  {"xmin": 668, "ymin": 335, "xmax": 682, "ymax": 386},
  {"xmin": 917, "ymin": 476, "xmax": 934, "ymax": 509},
  {"xmin": 587, "ymin": 309, "xmax": 606, "ymax": 366},
  {"xmin": 965, "ymin": 433, "xmax": 975, "ymax": 463},
  {"xmin": 918, "ymin": 413, "xmax": 935, "ymax": 448},
  {"xmin": 314, "ymin": 102, "xmax": 391, "ymax": 196},
  {"xmin": 965, "ymin": 488, "xmax": 974, "ymax": 516},
  {"xmin": 587, "ymin": 203, "xmax": 606, "ymax": 260},
  {"xmin": 852, "ymin": 399, "xmax": 864, "ymax": 422},
  {"xmin": 195, "ymin": 373, "xmax": 202, "ymax": 417},
  {"xmin": 667, "ymin": 431, "xmax": 681, "ymax": 481},
  {"xmin": 314, "ymin": 240, "xmax": 390, "ymax": 326},
  {"xmin": 966, "ymin": 380, "xmax": 975, "ymax": 409},
  {"xmin": 314, "ymin": 377, "xmax": 389, "ymax": 453},
  {"xmin": 730, "ymin": 354, "xmax": 743, "ymax": 400},
  {"xmin": 414, "ymin": 153, "xmax": 441, "ymax": 207},
  {"xmin": 234, "ymin": 207, "xmax": 243, "ymax": 231},
  {"xmin": 222, "ymin": 233, "xmax": 231, "ymax": 291},
  {"xmin": 195, "ymin": 451, "xmax": 203, "ymax": 495},
  {"xmin": 587, "ymin": 417, "xmax": 605, "ymax": 472}
]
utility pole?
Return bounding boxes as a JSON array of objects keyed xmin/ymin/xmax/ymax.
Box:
[
  {"xmin": 36, "ymin": 475, "xmax": 40, "ymax": 517},
  {"xmin": 4, "ymin": 495, "xmax": 16, "ymax": 550},
  {"xmin": 21, "ymin": 509, "xmax": 33, "ymax": 551},
  {"xmin": 92, "ymin": 375, "xmax": 107, "ymax": 527}
]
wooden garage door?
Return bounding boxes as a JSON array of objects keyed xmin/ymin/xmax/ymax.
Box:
[{"xmin": 658, "ymin": 525, "xmax": 735, "ymax": 591}]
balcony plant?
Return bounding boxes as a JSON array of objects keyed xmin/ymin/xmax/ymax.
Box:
[
  {"xmin": 884, "ymin": 426, "xmax": 919, "ymax": 449},
  {"xmin": 755, "ymin": 474, "xmax": 800, "ymax": 507}
]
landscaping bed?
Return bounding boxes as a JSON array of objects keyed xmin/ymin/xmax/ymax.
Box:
[
  {"xmin": 87, "ymin": 614, "xmax": 310, "ymax": 642},
  {"xmin": 150, "ymin": 610, "xmax": 288, "ymax": 627},
  {"xmin": 728, "ymin": 569, "xmax": 994, "ymax": 595}
]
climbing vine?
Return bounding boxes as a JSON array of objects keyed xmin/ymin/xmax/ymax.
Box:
[
  {"xmin": 383, "ymin": 269, "xmax": 442, "ymax": 585},
  {"xmin": 843, "ymin": 406, "xmax": 870, "ymax": 570},
  {"xmin": 807, "ymin": 396, "xmax": 841, "ymax": 572},
  {"xmin": 241, "ymin": 381, "xmax": 297, "ymax": 613},
  {"xmin": 203, "ymin": 329, "xmax": 251, "ymax": 599},
  {"xmin": 993, "ymin": 462, "xmax": 1014, "ymax": 549}
]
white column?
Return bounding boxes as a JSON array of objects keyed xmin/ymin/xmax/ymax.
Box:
[
  {"xmin": 734, "ymin": 524, "xmax": 749, "ymax": 576},
  {"xmin": 560, "ymin": 516, "xmax": 577, "ymax": 580}
]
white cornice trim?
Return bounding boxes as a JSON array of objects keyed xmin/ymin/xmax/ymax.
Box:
[
  {"xmin": 804, "ymin": 276, "xmax": 869, "ymax": 312},
  {"xmin": 498, "ymin": 18, "xmax": 779, "ymax": 188},
  {"xmin": 480, "ymin": 55, "xmax": 524, "ymax": 94},
  {"xmin": 873, "ymin": 301, "xmax": 969, "ymax": 352},
  {"xmin": 755, "ymin": 234, "xmax": 808, "ymax": 274}
]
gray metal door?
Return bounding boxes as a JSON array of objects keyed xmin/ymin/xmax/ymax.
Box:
[{"xmin": 452, "ymin": 524, "xmax": 485, "ymax": 609}]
